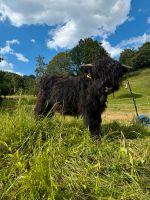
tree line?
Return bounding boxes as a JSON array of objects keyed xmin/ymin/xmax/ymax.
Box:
[
  {"xmin": 36, "ymin": 38, "xmax": 150, "ymax": 78},
  {"xmin": 0, "ymin": 71, "xmax": 36, "ymax": 96},
  {"xmin": 35, "ymin": 38, "xmax": 109, "ymax": 79},
  {"xmin": 0, "ymin": 38, "xmax": 150, "ymax": 97},
  {"xmin": 119, "ymin": 42, "xmax": 150, "ymax": 70}
]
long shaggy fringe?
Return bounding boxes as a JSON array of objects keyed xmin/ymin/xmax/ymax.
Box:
[{"xmin": 35, "ymin": 57, "xmax": 128, "ymax": 138}]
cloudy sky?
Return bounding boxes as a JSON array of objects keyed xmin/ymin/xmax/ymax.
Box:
[{"xmin": 0, "ymin": 0, "xmax": 150, "ymax": 75}]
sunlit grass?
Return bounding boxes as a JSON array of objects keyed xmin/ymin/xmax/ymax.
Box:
[
  {"xmin": 0, "ymin": 98, "xmax": 150, "ymax": 200},
  {"xmin": 0, "ymin": 69, "xmax": 150, "ymax": 199}
]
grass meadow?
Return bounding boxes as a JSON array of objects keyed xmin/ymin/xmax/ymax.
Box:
[{"xmin": 0, "ymin": 69, "xmax": 150, "ymax": 199}]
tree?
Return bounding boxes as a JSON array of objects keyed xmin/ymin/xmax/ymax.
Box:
[
  {"xmin": 7, "ymin": 73, "xmax": 23, "ymax": 93},
  {"xmin": 119, "ymin": 49, "xmax": 136, "ymax": 68},
  {"xmin": 46, "ymin": 38, "xmax": 109, "ymax": 76},
  {"xmin": 132, "ymin": 42, "xmax": 150, "ymax": 69},
  {"xmin": 0, "ymin": 71, "xmax": 37, "ymax": 96},
  {"xmin": 0, "ymin": 71, "xmax": 23, "ymax": 96},
  {"xmin": 47, "ymin": 52, "xmax": 71, "ymax": 76},
  {"xmin": 22, "ymin": 75, "xmax": 36, "ymax": 95},
  {"xmin": 35, "ymin": 55, "xmax": 47, "ymax": 80},
  {"xmin": 70, "ymin": 38, "xmax": 109, "ymax": 67},
  {"xmin": 119, "ymin": 42, "xmax": 150, "ymax": 70}
]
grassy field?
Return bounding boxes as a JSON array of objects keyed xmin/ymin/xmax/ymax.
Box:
[
  {"xmin": 0, "ymin": 69, "xmax": 150, "ymax": 199},
  {"xmin": 105, "ymin": 68, "xmax": 150, "ymax": 121}
]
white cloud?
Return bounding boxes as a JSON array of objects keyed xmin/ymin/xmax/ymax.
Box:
[
  {"xmin": 0, "ymin": 39, "xmax": 29, "ymax": 63},
  {"xmin": 102, "ymin": 40, "xmax": 122, "ymax": 58},
  {"xmin": 0, "ymin": 39, "xmax": 19, "ymax": 54},
  {"xmin": 127, "ymin": 16, "xmax": 135, "ymax": 22},
  {"xmin": 0, "ymin": 59, "xmax": 23, "ymax": 75},
  {"xmin": 102, "ymin": 33, "xmax": 150, "ymax": 58},
  {"xmin": 0, "ymin": 45, "xmax": 12, "ymax": 54},
  {"xmin": 15, "ymin": 53, "xmax": 29, "ymax": 63},
  {"xmin": 118, "ymin": 33, "xmax": 150, "ymax": 49},
  {"xmin": 0, "ymin": 39, "xmax": 28, "ymax": 74},
  {"xmin": 6, "ymin": 39, "xmax": 20, "ymax": 45},
  {"xmin": 0, "ymin": 0, "xmax": 132, "ymax": 49},
  {"xmin": 47, "ymin": 20, "xmax": 78, "ymax": 49},
  {"xmin": 0, "ymin": 60, "xmax": 13, "ymax": 72},
  {"xmin": 31, "ymin": 39, "xmax": 35, "ymax": 43}
]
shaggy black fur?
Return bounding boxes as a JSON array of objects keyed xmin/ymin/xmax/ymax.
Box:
[{"xmin": 35, "ymin": 57, "xmax": 128, "ymax": 138}]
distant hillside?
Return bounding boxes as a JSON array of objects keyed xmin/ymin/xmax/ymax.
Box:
[
  {"xmin": 0, "ymin": 70, "xmax": 36, "ymax": 95},
  {"xmin": 107, "ymin": 68, "xmax": 150, "ymax": 116}
]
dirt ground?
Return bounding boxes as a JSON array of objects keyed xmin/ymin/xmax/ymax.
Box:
[
  {"xmin": 103, "ymin": 109, "xmax": 150, "ymax": 122},
  {"xmin": 103, "ymin": 111, "xmax": 135, "ymax": 122}
]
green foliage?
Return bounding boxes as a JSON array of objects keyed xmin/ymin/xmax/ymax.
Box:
[
  {"xmin": 0, "ymin": 71, "xmax": 36, "ymax": 96},
  {"xmin": 70, "ymin": 38, "xmax": 109, "ymax": 66},
  {"xmin": 132, "ymin": 42, "xmax": 150, "ymax": 69},
  {"xmin": 120, "ymin": 42, "xmax": 150, "ymax": 70},
  {"xmin": 0, "ymin": 69, "xmax": 150, "ymax": 199},
  {"xmin": 46, "ymin": 38, "xmax": 109, "ymax": 76},
  {"xmin": 47, "ymin": 52, "xmax": 71, "ymax": 76},
  {"xmin": 0, "ymin": 99, "xmax": 150, "ymax": 200},
  {"xmin": 119, "ymin": 49, "xmax": 136, "ymax": 68},
  {"xmin": 22, "ymin": 75, "xmax": 36, "ymax": 95},
  {"xmin": 0, "ymin": 71, "xmax": 23, "ymax": 96}
]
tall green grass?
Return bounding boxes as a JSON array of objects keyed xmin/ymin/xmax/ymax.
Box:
[
  {"xmin": 0, "ymin": 99, "xmax": 150, "ymax": 200},
  {"xmin": 108, "ymin": 68, "xmax": 150, "ymax": 114}
]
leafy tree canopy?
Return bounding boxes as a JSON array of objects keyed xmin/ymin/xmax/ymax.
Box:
[
  {"xmin": 70, "ymin": 38, "xmax": 109, "ymax": 66},
  {"xmin": 47, "ymin": 52, "xmax": 71, "ymax": 76},
  {"xmin": 0, "ymin": 71, "xmax": 23, "ymax": 95},
  {"xmin": 119, "ymin": 49, "xmax": 136, "ymax": 68},
  {"xmin": 132, "ymin": 42, "xmax": 150, "ymax": 69},
  {"xmin": 23, "ymin": 75, "xmax": 36, "ymax": 95},
  {"xmin": 119, "ymin": 42, "xmax": 150, "ymax": 70},
  {"xmin": 46, "ymin": 38, "xmax": 109, "ymax": 76},
  {"xmin": 0, "ymin": 71, "xmax": 36, "ymax": 96}
]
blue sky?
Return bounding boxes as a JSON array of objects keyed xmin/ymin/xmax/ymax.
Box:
[{"xmin": 0, "ymin": 0, "xmax": 150, "ymax": 75}]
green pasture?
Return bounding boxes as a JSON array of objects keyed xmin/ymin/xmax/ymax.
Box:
[
  {"xmin": 0, "ymin": 69, "xmax": 150, "ymax": 199},
  {"xmin": 107, "ymin": 69, "xmax": 150, "ymax": 115}
]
